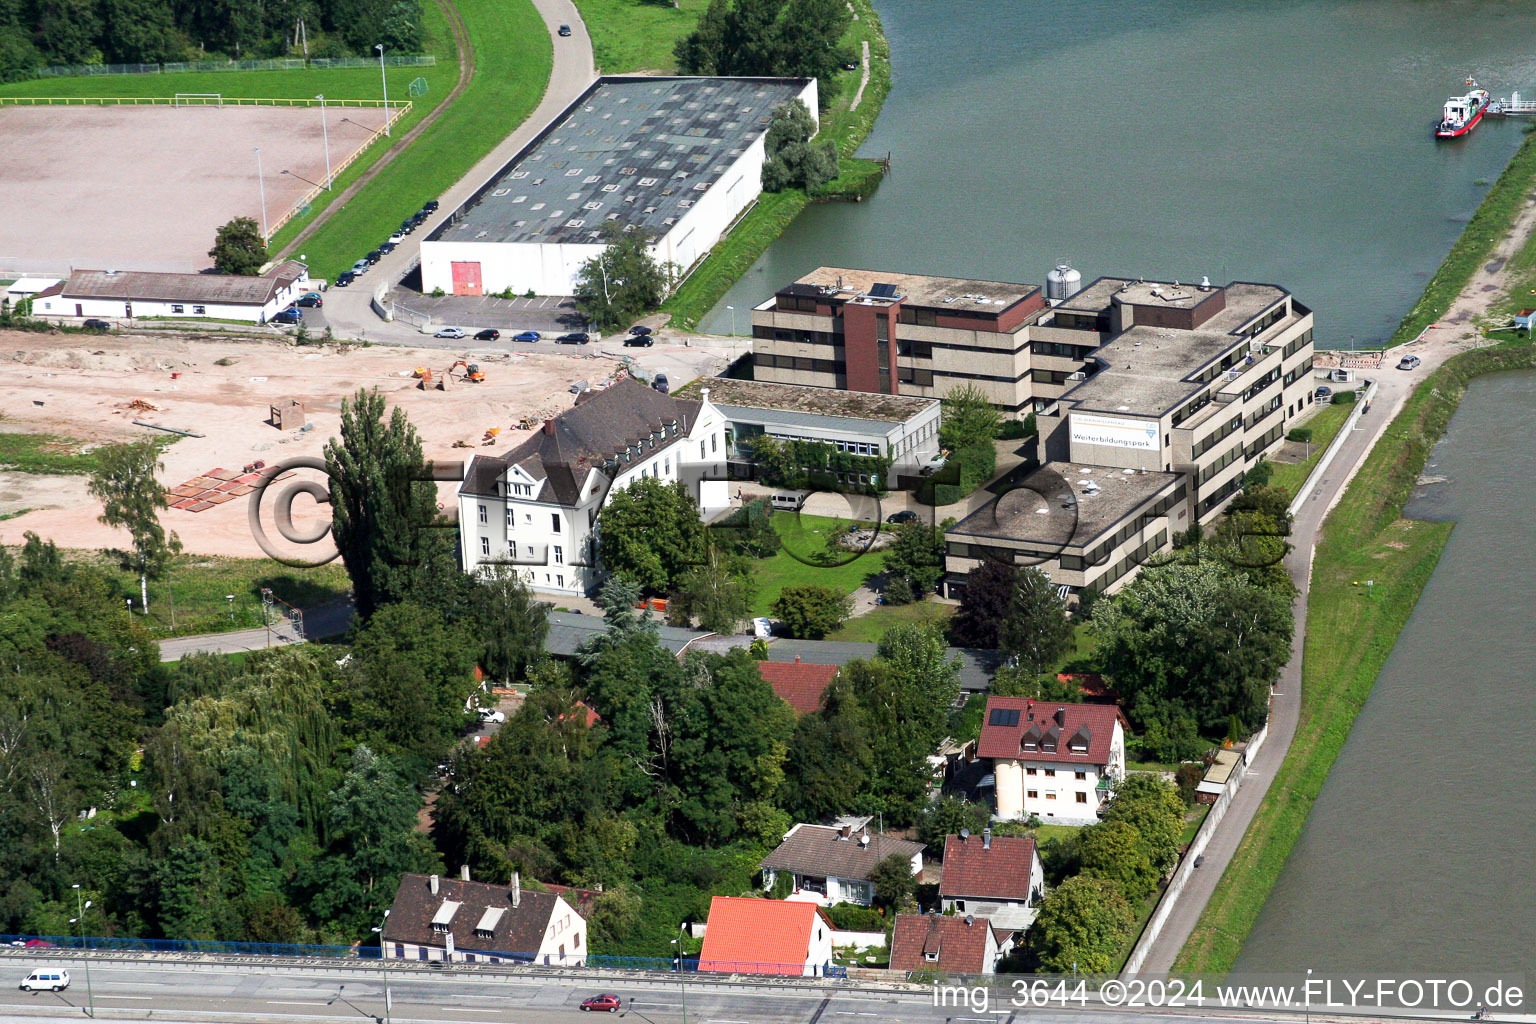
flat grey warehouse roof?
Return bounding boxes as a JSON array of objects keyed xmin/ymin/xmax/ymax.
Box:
[{"xmin": 433, "ymin": 76, "xmax": 810, "ymax": 246}]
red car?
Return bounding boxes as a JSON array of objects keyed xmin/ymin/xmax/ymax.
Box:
[
  {"xmin": 23, "ymin": 939, "xmax": 55, "ymax": 948},
  {"xmin": 580, "ymin": 994, "xmax": 621, "ymax": 1013}
]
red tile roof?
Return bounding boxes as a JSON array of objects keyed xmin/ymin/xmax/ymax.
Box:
[
  {"xmin": 975, "ymin": 697, "xmax": 1120, "ymax": 765},
  {"xmin": 697, "ymin": 896, "xmax": 833, "ymax": 976},
  {"xmin": 888, "ymin": 913, "xmax": 997, "ymax": 973},
  {"xmin": 939, "ymin": 834, "xmax": 1039, "ymax": 902},
  {"xmin": 757, "ymin": 660, "xmax": 840, "ymax": 716}
]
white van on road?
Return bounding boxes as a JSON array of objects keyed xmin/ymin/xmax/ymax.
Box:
[{"xmin": 20, "ymin": 968, "xmax": 69, "ymax": 992}]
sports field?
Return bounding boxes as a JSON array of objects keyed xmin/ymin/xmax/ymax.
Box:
[{"xmin": 0, "ymin": 104, "xmax": 379, "ymax": 274}]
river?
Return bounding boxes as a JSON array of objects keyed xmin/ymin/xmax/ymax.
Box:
[
  {"xmin": 700, "ymin": 0, "xmax": 1536, "ymax": 345},
  {"xmin": 701, "ymin": 0, "xmax": 1536, "ymax": 979}
]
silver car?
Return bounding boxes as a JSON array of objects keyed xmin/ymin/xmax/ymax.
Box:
[{"xmin": 435, "ymin": 326, "xmax": 467, "ymax": 339}]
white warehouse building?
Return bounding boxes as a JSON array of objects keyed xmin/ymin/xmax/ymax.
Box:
[{"xmin": 420, "ymin": 76, "xmax": 817, "ymax": 298}]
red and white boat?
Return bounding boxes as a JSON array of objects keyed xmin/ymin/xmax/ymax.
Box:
[{"xmin": 1435, "ymin": 79, "xmax": 1491, "ymax": 138}]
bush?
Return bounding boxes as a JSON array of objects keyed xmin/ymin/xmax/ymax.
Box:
[
  {"xmin": 772, "ymin": 584, "xmax": 851, "ymax": 639},
  {"xmin": 997, "ymin": 413, "xmax": 1036, "ymax": 440},
  {"xmin": 915, "ymin": 441, "xmax": 995, "ymax": 505},
  {"xmin": 823, "ymin": 903, "xmax": 886, "ymax": 931},
  {"xmin": 1331, "ymin": 389, "xmax": 1359, "ymax": 405},
  {"xmin": 1286, "ymin": 427, "xmax": 1313, "ymax": 443}
]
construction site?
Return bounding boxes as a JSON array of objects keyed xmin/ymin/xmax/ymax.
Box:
[{"xmin": 1, "ymin": 328, "xmax": 631, "ymax": 557}]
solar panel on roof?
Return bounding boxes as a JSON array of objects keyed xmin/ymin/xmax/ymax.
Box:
[
  {"xmin": 869, "ymin": 282, "xmax": 900, "ymax": 298},
  {"xmin": 988, "ymin": 708, "xmax": 1020, "ymax": 727}
]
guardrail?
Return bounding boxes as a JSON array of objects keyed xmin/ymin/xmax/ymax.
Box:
[
  {"xmin": 268, "ymin": 100, "xmax": 412, "ymax": 237},
  {"xmin": 0, "ymin": 96, "xmax": 403, "ymax": 107}
]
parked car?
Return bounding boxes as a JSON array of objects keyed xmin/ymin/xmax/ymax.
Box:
[
  {"xmin": 513, "ymin": 330, "xmax": 541, "ymax": 343},
  {"xmin": 378, "ymin": 241, "xmax": 397, "ymax": 255},
  {"xmin": 20, "ymin": 968, "xmax": 69, "ymax": 992},
  {"xmin": 1397, "ymin": 354, "xmax": 1421, "ymax": 370},
  {"xmin": 569, "ymin": 379, "xmax": 591, "ymax": 395},
  {"xmin": 841, "ymin": 60, "xmax": 859, "ymax": 71},
  {"xmin": 364, "ymin": 249, "xmax": 383, "ymax": 265},
  {"xmin": 652, "ymin": 373, "xmax": 669, "ymax": 394},
  {"xmin": 409, "ymin": 212, "xmax": 428, "ymax": 228},
  {"xmin": 423, "ymin": 199, "xmax": 440, "ymax": 213},
  {"xmin": 1315, "ymin": 385, "xmax": 1333, "ymax": 399},
  {"xmin": 81, "ymin": 318, "xmax": 112, "ymax": 331},
  {"xmin": 435, "ymin": 326, "xmax": 468, "ymax": 339},
  {"xmin": 622, "ymin": 334, "xmax": 653, "ymax": 348},
  {"xmin": 580, "ymin": 994, "xmax": 621, "ymax": 1013},
  {"xmin": 270, "ymin": 308, "xmax": 302, "ymax": 325},
  {"xmin": 555, "ymin": 332, "xmax": 590, "ymax": 344},
  {"xmin": 474, "ymin": 328, "xmax": 501, "ymax": 341},
  {"xmin": 478, "ymin": 708, "xmax": 506, "ymax": 724},
  {"xmin": 886, "ymin": 510, "xmax": 919, "ymax": 525},
  {"xmin": 387, "ymin": 232, "xmax": 405, "ymax": 245},
  {"xmin": 558, "ymin": 23, "xmax": 572, "ymax": 36},
  {"xmin": 398, "ymin": 220, "xmax": 416, "ymax": 235},
  {"xmin": 351, "ymin": 260, "xmax": 370, "ymax": 275},
  {"xmin": 336, "ymin": 270, "xmax": 357, "ymax": 287},
  {"xmin": 627, "ymin": 325, "xmax": 653, "ymax": 337},
  {"xmin": 296, "ymin": 295, "xmax": 323, "ymax": 308}
]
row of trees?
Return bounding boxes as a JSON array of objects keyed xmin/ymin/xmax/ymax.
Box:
[
  {"xmin": 674, "ymin": 0, "xmax": 852, "ymax": 100},
  {"xmin": 0, "ymin": 0, "xmax": 422, "ymax": 79}
]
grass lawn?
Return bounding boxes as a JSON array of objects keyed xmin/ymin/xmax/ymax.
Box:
[
  {"xmin": 1266, "ymin": 401, "xmax": 1353, "ymax": 500},
  {"xmin": 749, "ymin": 513, "xmax": 886, "ymax": 617},
  {"xmin": 1180, "ymin": 804, "xmax": 1211, "ymax": 847},
  {"xmin": 1174, "ymin": 340, "xmax": 1536, "ymax": 973},
  {"xmin": 828, "ymin": 599, "xmax": 954, "ymax": 643},
  {"xmin": 1049, "ymin": 619, "xmax": 1097, "ymax": 676},
  {"xmin": 0, "ymin": 432, "xmax": 105, "ymax": 475},
  {"xmin": 54, "ymin": 549, "xmax": 353, "ymax": 637},
  {"xmin": 570, "ymin": 0, "xmax": 710, "ymax": 73}
]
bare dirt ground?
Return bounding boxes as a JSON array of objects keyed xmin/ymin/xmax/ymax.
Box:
[
  {"xmin": 0, "ymin": 106, "xmax": 377, "ymax": 275},
  {"xmin": 2, "ymin": 329, "xmax": 621, "ymax": 557}
]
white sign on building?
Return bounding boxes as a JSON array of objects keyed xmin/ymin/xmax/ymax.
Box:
[{"xmin": 1070, "ymin": 413, "xmax": 1159, "ymax": 451}]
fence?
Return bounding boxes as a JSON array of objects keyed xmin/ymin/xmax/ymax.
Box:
[
  {"xmin": 15, "ymin": 54, "xmax": 434, "ymax": 82},
  {"xmin": 0, "ymin": 95, "xmax": 403, "ymax": 108}
]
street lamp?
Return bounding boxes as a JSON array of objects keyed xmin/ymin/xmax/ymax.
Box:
[
  {"xmin": 669, "ymin": 938, "xmax": 688, "ymax": 1024},
  {"xmin": 376, "ymin": 45, "xmax": 391, "ymax": 137},
  {"xmin": 725, "ymin": 304, "xmax": 738, "ymax": 336},
  {"xmin": 316, "ymin": 94, "xmax": 333, "ymax": 190},
  {"xmin": 70, "ymin": 885, "xmax": 95, "ymax": 1019},
  {"xmin": 372, "ymin": 910, "xmax": 392, "ymax": 1024},
  {"xmin": 253, "ymin": 147, "xmax": 269, "ymax": 245},
  {"xmin": 225, "ymin": 594, "xmax": 235, "ymax": 621}
]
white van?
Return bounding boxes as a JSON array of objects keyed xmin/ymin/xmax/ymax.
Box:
[
  {"xmin": 770, "ymin": 492, "xmax": 805, "ymax": 512},
  {"xmin": 20, "ymin": 969, "xmax": 69, "ymax": 992}
]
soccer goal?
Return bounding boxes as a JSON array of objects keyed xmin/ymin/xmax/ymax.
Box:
[
  {"xmin": 173, "ymin": 93, "xmax": 223, "ymax": 107},
  {"xmin": 408, "ymin": 76, "xmax": 429, "ymax": 98}
]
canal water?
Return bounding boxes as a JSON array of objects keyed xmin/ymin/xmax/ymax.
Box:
[
  {"xmin": 700, "ymin": 0, "xmax": 1536, "ymax": 979},
  {"xmin": 1235, "ymin": 370, "xmax": 1536, "ymax": 980},
  {"xmin": 700, "ymin": 0, "xmax": 1536, "ymax": 344}
]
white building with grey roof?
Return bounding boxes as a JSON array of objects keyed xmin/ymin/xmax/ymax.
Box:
[
  {"xmin": 456, "ymin": 378, "xmax": 728, "ymax": 597},
  {"xmin": 421, "ymin": 76, "xmax": 816, "ymax": 298},
  {"xmin": 31, "ymin": 260, "xmax": 311, "ymax": 323}
]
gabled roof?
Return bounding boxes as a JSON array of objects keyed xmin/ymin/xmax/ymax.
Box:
[
  {"xmin": 756, "ymin": 659, "xmax": 839, "ymax": 715},
  {"xmin": 461, "ymin": 379, "xmax": 702, "ymax": 506},
  {"xmin": 544, "ymin": 610, "xmax": 710, "ymax": 658},
  {"xmin": 57, "ymin": 260, "xmax": 307, "ymax": 306},
  {"xmin": 888, "ymin": 913, "xmax": 998, "ymax": 973},
  {"xmin": 758, "ymin": 823, "xmax": 923, "ymax": 882},
  {"xmin": 939, "ymin": 834, "xmax": 1040, "ymax": 902},
  {"xmin": 697, "ymin": 896, "xmax": 834, "ymax": 975},
  {"xmin": 382, "ymin": 873, "xmax": 573, "ymax": 956},
  {"xmin": 976, "ymin": 697, "xmax": 1121, "ymax": 764}
]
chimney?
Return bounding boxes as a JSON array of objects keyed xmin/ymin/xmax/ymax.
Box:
[
  {"xmin": 429, "ymin": 874, "xmax": 440, "ymax": 895},
  {"xmin": 1056, "ymin": 706, "xmax": 1067, "ymax": 726},
  {"xmin": 839, "ymin": 825, "xmax": 852, "ymax": 840},
  {"xmin": 794, "ymin": 655, "xmax": 801, "ymax": 664},
  {"xmin": 543, "ymin": 418, "xmax": 556, "ymax": 435},
  {"xmin": 700, "ymin": 387, "xmax": 710, "ymax": 404},
  {"xmin": 511, "ymin": 871, "xmax": 521, "ymax": 908},
  {"xmin": 460, "ymin": 864, "xmax": 470, "ymax": 881},
  {"xmin": 982, "ymin": 827, "xmax": 992, "ymax": 850}
]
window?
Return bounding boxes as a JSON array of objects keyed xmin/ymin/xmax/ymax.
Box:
[
  {"xmin": 551, "ymin": 514, "xmax": 561, "ymax": 532},
  {"xmin": 1044, "ymin": 769, "xmax": 1056, "ymax": 777},
  {"xmin": 711, "ymin": 433, "xmax": 718, "ymax": 452},
  {"xmin": 1045, "ymin": 792, "xmax": 1057, "ymax": 800},
  {"xmin": 171, "ymin": 304, "xmax": 184, "ymax": 314},
  {"xmin": 1026, "ymin": 767, "xmax": 1037, "ymax": 776},
  {"xmin": 664, "ymin": 457, "xmax": 670, "ymax": 474},
  {"xmin": 478, "ymin": 504, "xmax": 487, "ymax": 524},
  {"xmin": 480, "ymin": 537, "xmax": 489, "ymax": 556},
  {"xmin": 1076, "ymin": 793, "xmax": 1088, "ymax": 804},
  {"xmin": 556, "ymin": 574, "xmax": 564, "ymax": 588},
  {"xmin": 553, "ymin": 545, "xmax": 563, "ymax": 564},
  {"xmin": 1027, "ymin": 790, "xmax": 1038, "ymax": 799},
  {"xmin": 509, "ymin": 541, "xmax": 517, "ymax": 557},
  {"xmin": 1075, "ymin": 770, "xmax": 1086, "ymax": 780},
  {"xmin": 700, "ymin": 441, "xmax": 706, "ymax": 458},
  {"xmin": 924, "ymin": 951, "xmax": 939, "ymax": 962},
  {"xmin": 193, "ymin": 305, "xmax": 206, "ymax": 315}
]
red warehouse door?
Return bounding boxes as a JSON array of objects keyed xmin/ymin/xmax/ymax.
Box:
[{"xmin": 451, "ymin": 261, "xmax": 483, "ymax": 296}]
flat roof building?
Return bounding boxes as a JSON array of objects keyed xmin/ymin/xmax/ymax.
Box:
[{"xmin": 421, "ymin": 76, "xmax": 816, "ymax": 297}]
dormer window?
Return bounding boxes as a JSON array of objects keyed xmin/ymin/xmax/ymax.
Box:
[
  {"xmin": 924, "ymin": 951, "xmax": 939, "ymax": 962},
  {"xmin": 431, "ymin": 900, "xmax": 461, "ymax": 934}
]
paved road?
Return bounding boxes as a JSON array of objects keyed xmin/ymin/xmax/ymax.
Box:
[
  {"xmin": 323, "ymin": 0, "xmax": 597, "ymax": 347},
  {"xmin": 157, "ymin": 598, "xmax": 355, "ymax": 662}
]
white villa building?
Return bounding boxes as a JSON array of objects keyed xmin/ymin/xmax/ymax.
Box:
[
  {"xmin": 31, "ymin": 261, "xmax": 311, "ymax": 323},
  {"xmin": 978, "ymin": 697, "xmax": 1125, "ymax": 826},
  {"xmin": 456, "ymin": 378, "xmax": 728, "ymax": 596}
]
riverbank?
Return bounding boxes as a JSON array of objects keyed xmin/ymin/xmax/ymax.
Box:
[
  {"xmin": 660, "ymin": 0, "xmax": 893, "ymax": 331},
  {"xmin": 1172, "ymin": 129, "xmax": 1536, "ymax": 973}
]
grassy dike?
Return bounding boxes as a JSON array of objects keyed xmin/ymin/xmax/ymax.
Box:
[
  {"xmin": 1173, "ymin": 134, "xmax": 1536, "ymax": 973},
  {"xmin": 661, "ymin": 0, "xmax": 893, "ymax": 330}
]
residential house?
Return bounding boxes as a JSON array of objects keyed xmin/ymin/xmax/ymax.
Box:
[
  {"xmin": 697, "ymin": 896, "xmax": 835, "ymax": 977},
  {"xmin": 939, "ymin": 830, "xmax": 1044, "ymax": 933},
  {"xmin": 757, "ymin": 657, "xmax": 840, "ymax": 716},
  {"xmin": 32, "ymin": 261, "xmax": 311, "ymax": 323},
  {"xmin": 758, "ymin": 817, "xmax": 924, "ymax": 907},
  {"xmin": 456, "ymin": 379, "xmax": 729, "ymax": 596},
  {"xmin": 978, "ymin": 696, "xmax": 1125, "ymax": 825},
  {"xmin": 381, "ymin": 871, "xmax": 586, "ymax": 965},
  {"xmin": 888, "ymin": 912, "xmax": 1011, "ymax": 975}
]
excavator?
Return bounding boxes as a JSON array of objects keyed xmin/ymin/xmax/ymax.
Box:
[
  {"xmin": 415, "ymin": 361, "xmax": 486, "ymax": 390},
  {"xmin": 447, "ymin": 360, "xmax": 486, "ymax": 383}
]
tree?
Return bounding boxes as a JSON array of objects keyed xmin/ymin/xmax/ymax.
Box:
[
  {"xmin": 881, "ymin": 519, "xmax": 948, "ymax": 605},
  {"xmin": 1077, "ymin": 819, "xmax": 1157, "ymax": 902},
  {"xmin": 939, "ymin": 383, "xmax": 1001, "ymax": 450},
  {"xmin": 761, "ymin": 99, "xmax": 838, "ymax": 193},
  {"xmin": 1209, "ymin": 484, "xmax": 1295, "ymax": 594},
  {"xmin": 868, "ymin": 851, "xmax": 915, "ymax": 911},
  {"xmin": 86, "ymin": 439, "xmax": 181, "ymax": 614},
  {"xmin": 324, "ymin": 387, "xmax": 451, "ymax": 620},
  {"xmin": 918, "ymin": 798, "xmax": 991, "ymax": 854},
  {"xmin": 949, "ymin": 558, "xmax": 1016, "ymax": 649},
  {"xmin": 466, "ymin": 569, "xmax": 548, "ymax": 682},
  {"xmin": 573, "ymin": 223, "xmax": 672, "ymax": 332},
  {"xmin": 208, "ymin": 216, "xmax": 268, "ymax": 275},
  {"xmin": 990, "ymin": 666, "xmax": 1079, "ymax": 702},
  {"xmin": 779, "ymin": 675, "xmax": 871, "ymax": 821},
  {"xmin": 669, "ymin": 549, "xmax": 751, "ymax": 634},
  {"xmin": 673, "ymin": 0, "xmax": 728, "ymax": 72},
  {"xmin": 1025, "ymin": 875, "xmax": 1136, "ymax": 974},
  {"xmin": 347, "ymin": 601, "xmax": 475, "ymax": 760},
  {"xmin": 998, "ymin": 566, "xmax": 1073, "ymax": 676},
  {"xmin": 772, "ymin": 584, "xmax": 850, "ymax": 639},
  {"xmin": 598, "ymin": 477, "xmax": 706, "ymax": 595},
  {"xmin": 1102, "ymin": 774, "xmax": 1185, "ymax": 874}
]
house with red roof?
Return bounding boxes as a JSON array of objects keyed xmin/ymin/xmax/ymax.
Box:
[
  {"xmin": 978, "ymin": 696, "xmax": 1124, "ymax": 824},
  {"xmin": 756, "ymin": 658, "xmax": 840, "ymax": 716},
  {"xmin": 697, "ymin": 896, "xmax": 836, "ymax": 977},
  {"xmin": 939, "ymin": 829, "xmax": 1044, "ymax": 932},
  {"xmin": 888, "ymin": 912, "xmax": 1011, "ymax": 974}
]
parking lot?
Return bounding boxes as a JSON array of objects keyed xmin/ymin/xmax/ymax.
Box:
[{"xmin": 389, "ymin": 290, "xmax": 587, "ymax": 336}]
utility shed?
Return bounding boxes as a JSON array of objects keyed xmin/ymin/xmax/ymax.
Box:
[{"xmin": 270, "ymin": 399, "xmax": 305, "ymax": 429}]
